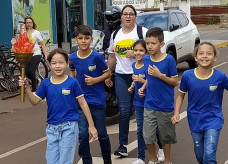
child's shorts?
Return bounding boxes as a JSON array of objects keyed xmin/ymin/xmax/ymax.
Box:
[{"xmin": 143, "ymin": 108, "xmax": 177, "ymax": 145}]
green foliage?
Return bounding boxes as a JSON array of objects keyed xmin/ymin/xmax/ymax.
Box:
[{"xmin": 208, "ymin": 17, "xmax": 216, "ymax": 25}]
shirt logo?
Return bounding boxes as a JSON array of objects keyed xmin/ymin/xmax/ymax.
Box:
[
  {"xmin": 209, "ymin": 85, "xmax": 217, "ymax": 91},
  {"xmin": 114, "ymin": 39, "xmax": 135, "ymax": 57},
  {"xmin": 62, "ymin": 89, "xmax": 71, "ymax": 95},
  {"xmin": 139, "ymin": 74, "xmax": 145, "ymax": 78},
  {"xmin": 88, "ymin": 65, "xmax": 96, "ymax": 71}
]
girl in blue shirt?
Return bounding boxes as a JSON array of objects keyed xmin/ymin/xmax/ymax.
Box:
[
  {"xmin": 19, "ymin": 48, "xmax": 97, "ymax": 164},
  {"xmin": 172, "ymin": 42, "xmax": 228, "ymax": 164}
]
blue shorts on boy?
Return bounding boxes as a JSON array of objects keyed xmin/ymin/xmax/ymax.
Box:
[
  {"xmin": 142, "ymin": 54, "xmax": 178, "ymax": 144},
  {"xmin": 69, "ymin": 50, "xmax": 111, "ymax": 164},
  {"xmin": 35, "ymin": 76, "xmax": 83, "ymax": 164},
  {"xmin": 179, "ymin": 68, "xmax": 228, "ymax": 132}
]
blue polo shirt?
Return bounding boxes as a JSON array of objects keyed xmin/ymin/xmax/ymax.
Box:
[
  {"xmin": 69, "ymin": 50, "xmax": 109, "ymax": 107},
  {"xmin": 35, "ymin": 76, "xmax": 83, "ymax": 125},
  {"xmin": 132, "ymin": 61, "xmax": 146, "ymax": 107},
  {"xmin": 179, "ymin": 68, "xmax": 228, "ymax": 132},
  {"xmin": 143, "ymin": 54, "xmax": 178, "ymax": 112}
]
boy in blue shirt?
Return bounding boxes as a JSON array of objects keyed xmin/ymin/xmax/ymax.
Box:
[
  {"xmin": 139, "ymin": 27, "xmax": 178, "ymax": 164},
  {"xmin": 19, "ymin": 48, "xmax": 97, "ymax": 164},
  {"xmin": 69, "ymin": 25, "xmax": 112, "ymax": 164},
  {"xmin": 172, "ymin": 42, "xmax": 228, "ymax": 164}
]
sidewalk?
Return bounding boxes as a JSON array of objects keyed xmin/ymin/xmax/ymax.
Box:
[{"xmin": 197, "ymin": 24, "xmax": 228, "ymax": 48}]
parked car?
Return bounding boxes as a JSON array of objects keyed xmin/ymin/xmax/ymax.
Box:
[{"xmin": 136, "ymin": 9, "xmax": 200, "ymax": 68}]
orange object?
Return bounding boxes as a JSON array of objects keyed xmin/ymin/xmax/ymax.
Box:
[{"xmin": 12, "ymin": 31, "xmax": 35, "ymax": 102}]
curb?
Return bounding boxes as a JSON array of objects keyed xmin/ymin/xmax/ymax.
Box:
[{"xmin": 215, "ymin": 41, "xmax": 228, "ymax": 48}]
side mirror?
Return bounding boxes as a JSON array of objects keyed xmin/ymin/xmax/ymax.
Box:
[{"xmin": 170, "ymin": 24, "xmax": 179, "ymax": 31}]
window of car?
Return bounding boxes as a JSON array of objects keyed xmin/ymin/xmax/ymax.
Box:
[
  {"xmin": 136, "ymin": 13, "xmax": 168, "ymax": 31},
  {"xmin": 176, "ymin": 13, "xmax": 189, "ymax": 27},
  {"xmin": 170, "ymin": 13, "xmax": 181, "ymax": 31}
]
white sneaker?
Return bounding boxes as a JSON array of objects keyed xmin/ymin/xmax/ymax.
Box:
[
  {"xmin": 131, "ymin": 158, "xmax": 145, "ymax": 164},
  {"xmin": 157, "ymin": 149, "xmax": 165, "ymax": 162},
  {"xmin": 148, "ymin": 161, "xmax": 158, "ymax": 164}
]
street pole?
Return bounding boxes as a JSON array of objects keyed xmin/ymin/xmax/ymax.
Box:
[
  {"xmin": 160, "ymin": 0, "xmax": 164, "ymax": 11},
  {"xmin": 179, "ymin": 0, "xmax": 191, "ymax": 17}
]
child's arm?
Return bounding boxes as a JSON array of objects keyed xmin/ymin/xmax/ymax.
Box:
[
  {"xmin": 128, "ymin": 82, "xmax": 135, "ymax": 94},
  {"xmin": 138, "ymin": 79, "xmax": 148, "ymax": 98},
  {"xmin": 18, "ymin": 77, "xmax": 40, "ymax": 105},
  {"xmin": 77, "ymin": 96, "xmax": 98, "ymax": 140},
  {"xmin": 69, "ymin": 69, "xmax": 76, "ymax": 78},
  {"xmin": 132, "ymin": 74, "xmax": 146, "ymax": 84},
  {"xmin": 171, "ymin": 92, "xmax": 185, "ymax": 124},
  {"xmin": 84, "ymin": 69, "xmax": 111, "ymax": 86},
  {"xmin": 148, "ymin": 65, "xmax": 178, "ymax": 86}
]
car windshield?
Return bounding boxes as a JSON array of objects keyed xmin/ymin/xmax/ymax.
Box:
[{"xmin": 136, "ymin": 13, "xmax": 168, "ymax": 31}]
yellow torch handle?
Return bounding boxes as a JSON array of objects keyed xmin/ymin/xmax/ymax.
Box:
[{"xmin": 20, "ymin": 67, "xmax": 25, "ymax": 103}]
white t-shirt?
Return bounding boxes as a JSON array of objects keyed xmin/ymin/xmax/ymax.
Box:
[
  {"xmin": 108, "ymin": 24, "xmax": 147, "ymax": 74},
  {"xmin": 32, "ymin": 30, "xmax": 43, "ymax": 56}
]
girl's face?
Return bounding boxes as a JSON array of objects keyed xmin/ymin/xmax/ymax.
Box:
[
  {"xmin": 49, "ymin": 53, "xmax": 68, "ymax": 77},
  {"xmin": 134, "ymin": 44, "xmax": 146, "ymax": 61},
  {"xmin": 121, "ymin": 7, "xmax": 136, "ymax": 28},
  {"xmin": 195, "ymin": 44, "xmax": 217, "ymax": 68}
]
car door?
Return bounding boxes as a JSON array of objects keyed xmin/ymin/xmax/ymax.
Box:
[
  {"xmin": 176, "ymin": 12, "xmax": 193, "ymax": 56},
  {"xmin": 169, "ymin": 12, "xmax": 184, "ymax": 59}
]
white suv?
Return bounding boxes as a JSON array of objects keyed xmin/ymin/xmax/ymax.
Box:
[{"xmin": 136, "ymin": 9, "xmax": 200, "ymax": 68}]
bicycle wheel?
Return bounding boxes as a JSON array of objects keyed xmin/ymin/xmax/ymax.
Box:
[
  {"xmin": 0, "ymin": 61, "xmax": 20, "ymax": 91},
  {"xmin": 36, "ymin": 59, "xmax": 49, "ymax": 81}
]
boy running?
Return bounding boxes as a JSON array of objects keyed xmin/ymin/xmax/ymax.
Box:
[
  {"xmin": 69, "ymin": 25, "xmax": 112, "ymax": 164},
  {"xmin": 139, "ymin": 27, "xmax": 178, "ymax": 164}
]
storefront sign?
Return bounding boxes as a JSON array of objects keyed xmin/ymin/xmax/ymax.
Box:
[
  {"xmin": 112, "ymin": 0, "xmax": 154, "ymax": 9},
  {"xmin": 40, "ymin": 30, "xmax": 49, "ymax": 39}
]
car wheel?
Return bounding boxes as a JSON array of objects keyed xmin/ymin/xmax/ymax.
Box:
[
  {"xmin": 106, "ymin": 88, "xmax": 119, "ymax": 117},
  {"xmin": 167, "ymin": 50, "xmax": 177, "ymax": 62}
]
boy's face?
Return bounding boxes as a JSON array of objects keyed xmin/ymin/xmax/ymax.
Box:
[
  {"xmin": 49, "ymin": 53, "xmax": 68, "ymax": 77},
  {"xmin": 75, "ymin": 34, "xmax": 93, "ymax": 51},
  {"xmin": 145, "ymin": 36, "xmax": 164, "ymax": 55},
  {"xmin": 194, "ymin": 44, "xmax": 217, "ymax": 68}
]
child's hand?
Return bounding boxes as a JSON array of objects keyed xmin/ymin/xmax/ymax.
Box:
[
  {"xmin": 138, "ymin": 88, "xmax": 144, "ymax": 98},
  {"xmin": 128, "ymin": 85, "xmax": 134, "ymax": 94},
  {"xmin": 171, "ymin": 113, "xmax": 180, "ymax": 124},
  {"xmin": 88, "ymin": 126, "xmax": 98, "ymax": 140},
  {"xmin": 84, "ymin": 74, "xmax": 95, "ymax": 86},
  {"xmin": 132, "ymin": 74, "xmax": 140, "ymax": 82},
  {"xmin": 18, "ymin": 76, "xmax": 29, "ymax": 88},
  {"xmin": 124, "ymin": 50, "xmax": 134, "ymax": 58},
  {"xmin": 105, "ymin": 78, "xmax": 113, "ymax": 88},
  {"xmin": 148, "ymin": 65, "xmax": 162, "ymax": 78}
]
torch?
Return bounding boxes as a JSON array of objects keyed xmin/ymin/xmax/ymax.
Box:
[{"xmin": 12, "ymin": 31, "xmax": 35, "ymax": 102}]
